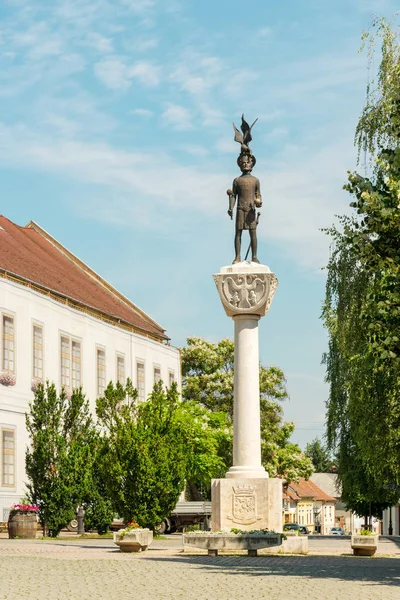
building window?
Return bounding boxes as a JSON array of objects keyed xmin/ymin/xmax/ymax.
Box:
[
  {"xmin": 116, "ymin": 354, "xmax": 125, "ymax": 385},
  {"xmin": 2, "ymin": 315, "xmax": 15, "ymax": 372},
  {"xmin": 72, "ymin": 340, "xmax": 81, "ymax": 389},
  {"xmin": 97, "ymin": 348, "xmax": 106, "ymax": 396},
  {"xmin": 61, "ymin": 335, "xmax": 81, "ymax": 390},
  {"xmin": 60, "ymin": 336, "xmax": 70, "ymax": 388},
  {"xmin": 1, "ymin": 429, "xmax": 15, "ymax": 487},
  {"xmin": 169, "ymin": 371, "xmax": 175, "ymax": 387},
  {"xmin": 137, "ymin": 361, "xmax": 145, "ymax": 401},
  {"xmin": 154, "ymin": 366, "xmax": 161, "ymax": 384},
  {"xmin": 32, "ymin": 324, "xmax": 43, "ymax": 380}
]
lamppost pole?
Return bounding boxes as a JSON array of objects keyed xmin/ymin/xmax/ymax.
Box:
[{"xmin": 389, "ymin": 506, "xmax": 393, "ymax": 536}]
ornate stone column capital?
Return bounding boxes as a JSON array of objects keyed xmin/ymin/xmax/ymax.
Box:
[{"xmin": 213, "ymin": 261, "xmax": 278, "ymax": 318}]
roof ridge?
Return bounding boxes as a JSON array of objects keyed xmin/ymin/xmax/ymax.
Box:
[
  {"xmin": 0, "ymin": 216, "xmax": 168, "ymax": 341},
  {"xmin": 288, "ymin": 478, "xmax": 336, "ymax": 502},
  {"xmin": 25, "ymin": 220, "xmax": 165, "ymax": 334}
]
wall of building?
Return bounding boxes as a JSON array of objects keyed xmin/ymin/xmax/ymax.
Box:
[
  {"xmin": 283, "ymin": 500, "xmax": 297, "ymax": 524},
  {"xmin": 320, "ymin": 501, "xmax": 335, "ymax": 535},
  {"xmin": 296, "ymin": 500, "xmax": 313, "ymax": 528},
  {"xmin": 295, "ymin": 499, "xmax": 336, "ymax": 534},
  {"xmin": 0, "ymin": 278, "xmax": 181, "ymax": 520}
]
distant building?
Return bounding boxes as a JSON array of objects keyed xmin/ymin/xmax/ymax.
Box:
[
  {"xmin": 283, "ymin": 478, "xmax": 336, "ymax": 534},
  {"xmin": 310, "ymin": 472, "xmax": 349, "ymax": 530},
  {"xmin": 0, "ymin": 216, "xmax": 181, "ymax": 521},
  {"xmin": 309, "ymin": 473, "xmax": 378, "ymax": 534}
]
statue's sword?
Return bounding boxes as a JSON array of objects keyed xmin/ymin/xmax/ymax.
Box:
[{"xmin": 244, "ymin": 211, "xmax": 261, "ymax": 262}]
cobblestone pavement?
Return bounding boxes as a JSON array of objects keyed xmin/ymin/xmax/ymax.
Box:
[{"xmin": 0, "ymin": 539, "xmax": 399, "ymax": 600}]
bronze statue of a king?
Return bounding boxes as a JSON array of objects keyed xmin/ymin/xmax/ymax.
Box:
[{"xmin": 227, "ymin": 115, "xmax": 262, "ymax": 264}]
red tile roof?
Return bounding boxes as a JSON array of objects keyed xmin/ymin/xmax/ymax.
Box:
[
  {"xmin": 0, "ymin": 216, "xmax": 168, "ymax": 341},
  {"xmin": 287, "ymin": 478, "xmax": 336, "ymax": 502},
  {"xmin": 283, "ymin": 487, "xmax": 301, "ymax": 501}
]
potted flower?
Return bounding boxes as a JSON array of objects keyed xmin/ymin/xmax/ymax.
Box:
[
  {"xmin": 31, "ymin": 379, "xmax": 43, "ymax": 393},
  {"xmin": 114, "ymin": 520, "xmax": 153, "ymax": 553},
  {"xmin": 0, "ymin": 372, "xmax": 16, "ymax": 386},
  {"xmin": 8, "ymin": 503, "xmax": 39, "ymax": 539},
  {"xmin": 351, "ymin": 529, "xmax": 379, "ymax": 556}
]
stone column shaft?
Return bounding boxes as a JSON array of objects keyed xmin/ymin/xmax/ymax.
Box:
[{"xmin": 226, "ymin": 314, "xmax": 266, "ymax": 478}]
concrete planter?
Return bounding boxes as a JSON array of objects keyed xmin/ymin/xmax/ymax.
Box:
[
  {"xmin": 114, "ymin": 528, "xmax": 153, "ymax": 553},
  {"xmin": 184, "ymin": 533, "xmax": 282, "ymax": 556},
  {"xmin": 351, "ymin": 534, "xmax": 379, "ymax": 556},
  {"xmin": 263, "ymin": 531, "xmax": 308, "ymax": 555}
]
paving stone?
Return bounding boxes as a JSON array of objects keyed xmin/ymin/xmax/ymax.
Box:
[{"xmin": 0, "ymin": 539, "xmax": 399, "ymax": 600}]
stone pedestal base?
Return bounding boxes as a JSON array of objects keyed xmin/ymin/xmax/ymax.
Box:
[{"xmin": 211, "ymin": 477, "xmax": 282, "ymax": 532}]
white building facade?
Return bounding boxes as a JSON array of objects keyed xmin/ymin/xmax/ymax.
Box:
[{"xmin": 0, "ymin": 217, "xmax": 180, "ymax": 522}]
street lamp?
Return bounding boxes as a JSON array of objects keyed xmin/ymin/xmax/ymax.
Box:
[
  {"xmin": 389, "ymin": 506, "xmax": 393, "ymax": 536},
  {"xmin": 384, "ymin": 482, "xmax": 400, "ymax": 536}
]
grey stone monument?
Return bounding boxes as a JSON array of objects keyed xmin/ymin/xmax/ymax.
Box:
[{"xmin": 211, "ymin": 116, "xmax": 282, "ymax": 532}]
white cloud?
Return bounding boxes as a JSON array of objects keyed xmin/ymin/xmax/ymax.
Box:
[
  {"xmin": 162, "ymin": 104, "xmax": 193, "ymax": 130},
  {"xmin": 86, "ymin": 32, "xmax": 114, "ymax": 54},
  {"xmin": 94, "ymin": 57, "xmax": 159, "ymax": 90},
  {"xmin": 129, "ymin": 61, "xmax": 160, "ymax": 86},
  {"xmin": 0, "ymin": 122, "xmax": 353, "ymax": 270},
  {"xmin": 131, "ymin": 108, "xmax": 153, "ymax": 117},
  {"xmin": 265, "ymin": 127, "xmax": 289, "ymax": 141},
  {"xmin": 171, "ymin": 53, "xmax": 223, "ymax": 96},
  {"xmin": 121, "ymin": 0, "xmax": 156, "ymax": 12},
  {"xmin": 215, "ymin": 138, "xmax": 237, "ymax": 154},
  {"xmin": 135, "ymin": 37, "xmax": 159, "ymax": 52},
  {"xmin": 94, "ymin": 56, "xmax": 132, "ymax": 90},
  {"xmin": 257, "ymin": 26, "xmax": 273, "ymax": 38},
  {"xmin": 181, "ymin": 144, "xmax": 208, "ymax": 157},
  {"xmin": 258, "ymin": 139, "xmax": 353, "ymax": 269}
]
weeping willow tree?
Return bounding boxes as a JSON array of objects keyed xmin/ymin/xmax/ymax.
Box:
[{"xmin": 322, "ymin": 17, "xmax": 400, "ymax": 518}]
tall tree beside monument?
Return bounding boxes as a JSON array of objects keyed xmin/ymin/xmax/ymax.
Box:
[{"xmin": 323, "ymin": 17, "xmax": 400, "ymax": 509}]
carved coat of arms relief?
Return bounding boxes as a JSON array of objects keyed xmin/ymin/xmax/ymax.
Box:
[{"xmin": 227, "ymin": 484, "xmax": 262, "ymax": 526}]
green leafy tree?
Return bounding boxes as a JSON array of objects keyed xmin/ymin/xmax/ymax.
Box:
[
  {"xmin": 96, "ymin": 380, "xmax": 189, "ymax": 529},
  {"xmin": 182, "ymin": 337, "xmax": 313, "ymax": 481},
  {"xmin": 179, "ymin": 401, "xmax": 232, "ymax": 500},
  {"xmin": 337, "ymin": 430, "xmax": 398, "ymax": 521},
  {"xmin": 323, "ymin": 17, "xmax": 400, "ymax": 512},
  {"xmin": 80, "ymin": 432, "xmax": 115, "ymax": 534},
  {"xmin": 304, "ymin": 437, "xmax": 335, "ymax": 473},
  {"xmin": 25, "ymin": 383, "xmax": 98, "ymax": 537}
]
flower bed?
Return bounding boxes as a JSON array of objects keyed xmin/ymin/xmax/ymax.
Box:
[{"xmin": 184, "ymin": 528, "xmax": 283, "ymax": 556}]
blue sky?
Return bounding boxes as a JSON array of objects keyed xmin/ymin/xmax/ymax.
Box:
[{"xmin": 1, "ymin": 0, "xmax": 397, "ymax": 448}]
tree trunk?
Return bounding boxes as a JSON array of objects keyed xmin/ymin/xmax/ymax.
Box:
[{"xmin": 188, "ymin": 482, "xmax": 203, "ymax": 501}]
